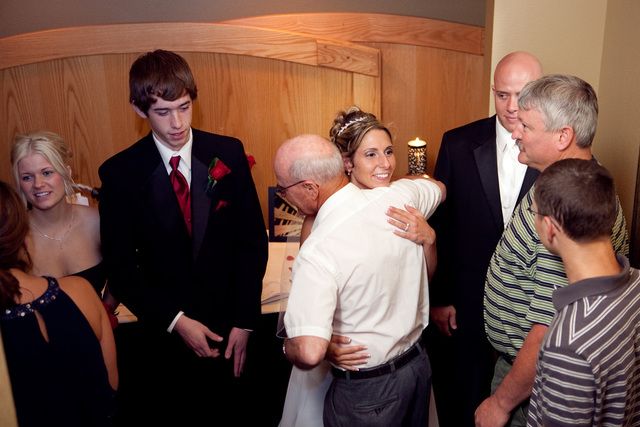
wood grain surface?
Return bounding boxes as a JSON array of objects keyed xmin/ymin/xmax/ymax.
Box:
[{"xmin": 0, "ymin": 15, "xmax": 485, "ymax": 220}]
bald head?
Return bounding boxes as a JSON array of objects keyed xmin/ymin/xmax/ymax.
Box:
[
  {"xmin": 495, "ymin": 52, "xmax": 543, "ymax": 81},
  {"xmin": 493, "ymin": 51, "xmax": 543, "ymax": 132}
]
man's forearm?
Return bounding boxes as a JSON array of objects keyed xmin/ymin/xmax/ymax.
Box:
[
  {"xmin": 493, "ymin": 324, "xmax": 548, "ymax": 411},
  {"xmin": 284, "ymin": 336, "xmax": 328, "ymax": 370}
]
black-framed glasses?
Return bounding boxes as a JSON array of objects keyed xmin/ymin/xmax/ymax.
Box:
[{"xmin": 275, "ymin": 180, "xmax": 306, "ymax": 198}]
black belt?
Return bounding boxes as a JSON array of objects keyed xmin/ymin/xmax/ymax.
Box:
[{"xmin": 331, "ymin": 338, "xmax": 425, "ymax": 380}]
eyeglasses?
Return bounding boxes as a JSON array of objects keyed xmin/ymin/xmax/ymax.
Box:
[
  {"xmin": 527, "ymin": 205, "xmax": 562, "ymax": 231},
  {"xmin": 275, "ymin": 180, "xmax": 306, "ymax": 198},
  {"xmin": 527, "ymin": 206, "xmax": 544, "ymax": 216}
]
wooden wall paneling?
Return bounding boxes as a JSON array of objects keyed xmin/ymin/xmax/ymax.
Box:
[
  {"xmin": 0, "ymin": 22, "xmax": 381, "ymax": 221},
  {"xmin": 0, "ymin": 23, "xmax": 378, "ymax": 77},
  {"xmin": 353, "ymin": 73, "xmax": 382, "ymax": 119},
  {"xmin": 414, "ymin": 48, "xmax": 485, "ymax": 173},
  {"xmin": 369, "ymin": 43, "xmax": 484, "ymax": 177},
  {"xmin": 376, "ymin": 43, "xmax": 419, "ymax": 177},
  {"xmin": 0, "ymin": 16, "xmax": 484, "ymax": 219},
  {"xmin": 1, "ymin": 64, "xmax": 47, "ymax": 154},
  {"xmin": 0, "ymin": 55, "xmax": 137, "ymax": 191},
  {"xmin": 41, "ymin": 56, "xmax": 116, "ymax": 188},
  {"xmin": 102, "ymin": 53, "xmax": 148, "ymax": 158},
  {"xmin": 1, "ymin": 51, "xmax": 378, "ymax": 221},
  {"xmin": 224, "ymin": 14, "xmax": 486, "ymax": 177},
  {"xmin": 170, "ymin": 52, "xmax": 378, "ymax": 220},
  {"xmin": 224, "ymin": 13, "xmax": 484, "ymax": 55}
]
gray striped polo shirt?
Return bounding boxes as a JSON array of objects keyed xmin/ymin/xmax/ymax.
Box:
[{"xmin": 527, "ymin": 256, "xmax": 640, "ymax": 426}]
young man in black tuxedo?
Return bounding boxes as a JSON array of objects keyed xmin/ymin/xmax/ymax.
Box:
[{"xmin": 99, "ymin": 50, "xmax": 268, "ymax": 425}]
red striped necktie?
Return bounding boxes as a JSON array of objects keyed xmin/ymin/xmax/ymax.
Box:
[{"xmin": 169, "ymin": 156, "xmax": 191, "ymax": 235}]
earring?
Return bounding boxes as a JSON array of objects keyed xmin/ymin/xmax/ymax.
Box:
[{"xmin": 346, "ymin": 169, "xmax": 352, "ymax": 176}]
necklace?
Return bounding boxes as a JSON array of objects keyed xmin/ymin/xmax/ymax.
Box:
[{"xmin": 31, "ymin": 211, "xmax": 75, "ymax": 249}]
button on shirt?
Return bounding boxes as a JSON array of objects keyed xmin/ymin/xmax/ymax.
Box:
[{"xmin": 495, "ymin": 121, "xmax": 527, "ymax": 227}]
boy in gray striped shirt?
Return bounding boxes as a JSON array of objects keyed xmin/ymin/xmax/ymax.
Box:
[{"xmin": 527, "ymin": 158, "xmax": 640, "ymax": 426}]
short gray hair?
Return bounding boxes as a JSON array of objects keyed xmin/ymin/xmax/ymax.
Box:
[
  {"xmin": 288, "ymin": 137, "xmax": 344, "ymax": 184},
  {"xmin": 518, "ymin": 74, "xmax": 598, "ymax": 148}
]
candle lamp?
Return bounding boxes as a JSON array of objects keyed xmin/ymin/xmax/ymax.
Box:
[{"xmin": 407, "ymin": 137, "xmax": 427, "ymax": 175}]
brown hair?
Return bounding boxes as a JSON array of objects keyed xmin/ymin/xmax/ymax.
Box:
[
  {"xmin": 0, "ymin": 181, "xmax": 31, "ymax": 309},
  {"xmin": 329, "ymin": 106, "xmax": 392, "ymax": 160},
  {"xmin": 129, "ymin": 49, "xmax": 198, "ymax": 114},
  {"xmin": 534, "ymin": 159, "xmax": 616, "ymax": 242}
]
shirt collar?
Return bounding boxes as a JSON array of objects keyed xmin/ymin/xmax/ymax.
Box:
[
  {"xmin": 153, "ymin": 129, "xmax": 193, "ymax": 171},
  {"xmin": 495, "ymin": 119, "xmax": 514, "ymax": 153},
  {"xmin": 553, "ymin": 254, "xmax": 632, "ymax": 311}
]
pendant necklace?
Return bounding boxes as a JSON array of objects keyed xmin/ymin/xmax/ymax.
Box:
[{"xmin": 31, "ymin": 211, "xmax": 75, "ymax": 249}]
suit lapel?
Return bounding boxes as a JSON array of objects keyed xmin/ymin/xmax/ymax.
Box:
[
  {"xmin": 191, "ymin": 155, "xmax": 211, "ymax": 257},
  {"xmin": 473, "ymin": 123, "xmax": 504, "ymax": 229},
  {"xmin": 191, "ymin": 135, "xmax": 214, "ymax": 257}
]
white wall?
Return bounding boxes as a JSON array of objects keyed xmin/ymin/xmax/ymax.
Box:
[
  {"xmin": 489, "ymin": 0, "xmax": 607, "ymax": 108},
  {"xmin": 597, "ymin": 0, "xmax": 640, "ymax": 228}
]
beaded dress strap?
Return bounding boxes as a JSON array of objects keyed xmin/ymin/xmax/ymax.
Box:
[{"xmin": 2, "ymin": 277, "xmax": 60, "ymax": 320}]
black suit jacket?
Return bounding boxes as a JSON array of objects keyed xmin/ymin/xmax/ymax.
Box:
[
  {"xmin": 430, "ymin": 116, "xmax": 538, "ymax": 334},
  {"xmin": 98, "ymin": 129, "xmax": 268, "ymax": 335}
]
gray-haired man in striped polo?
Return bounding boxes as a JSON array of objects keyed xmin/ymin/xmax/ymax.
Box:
[
  {"xmin": 476, "ymin": 75, "xmax": 629, "ymax": 427},
  {"xmin": 526, "ymin": 158, "xmax": 640, "ymax": 426}
]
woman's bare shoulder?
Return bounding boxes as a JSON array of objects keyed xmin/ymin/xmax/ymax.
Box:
[
  {"xmin": 72, "ymin": 204, "xmax": 99, "ymax": 224},
  {"xmin": 58, "ymin": 275, "xmax": 100, "ymax": 303}
]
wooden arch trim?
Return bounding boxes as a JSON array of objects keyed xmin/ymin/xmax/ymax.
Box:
[
  {"xmin": 0, "ymin": 22, "xmax": 380, "ymax": 76},
  {"xmin": 224, "ymin": 13, "xmax": 484, "ymax": 55}
]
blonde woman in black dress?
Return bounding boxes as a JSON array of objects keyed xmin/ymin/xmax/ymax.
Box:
[{"xmin": 11, "ymin": 131, "xmax": 117, "ymax": 326}]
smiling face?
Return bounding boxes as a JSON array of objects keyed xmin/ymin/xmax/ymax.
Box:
[
  {"xmin": 135, "ymin": 94, "xmax": 193, "ymax": 150},
  {"xmin": 17, "ymin": 152, "xmax": 67, "ymax": 210},
  {"xmin": 345, "ymin": 129, "xmax": 396, "ymax": 189}
]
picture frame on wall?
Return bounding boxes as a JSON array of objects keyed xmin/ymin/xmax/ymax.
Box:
[{"xmin": 268, "ymin": 186, "xmax": 303, "ymax": 242}]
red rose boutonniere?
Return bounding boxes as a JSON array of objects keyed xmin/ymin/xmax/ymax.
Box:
[
  {"xmin": 246, "ymin": 154, "xmax": 256, "ymax": 170},
  {"xmin": 207, "ymin": 157, "xmax": 231, "ymax": 195}
]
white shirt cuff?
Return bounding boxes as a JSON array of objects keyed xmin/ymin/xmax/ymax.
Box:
[{"xmin": 167, "ymin": 311, "xmax": 184, "ymax": 333}]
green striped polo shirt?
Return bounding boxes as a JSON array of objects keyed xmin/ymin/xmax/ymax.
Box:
[{"xmin": 483, "ymin": 186, "xmax": 629, "ymax": 358}]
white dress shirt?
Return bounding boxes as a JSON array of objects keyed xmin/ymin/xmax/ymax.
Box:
[
  {"xmin": 153, "ymin": 130, "xmax": 193, "ymax": 187},
  {"xmin": 284, "ymin": 179, "xmax": 442, "ymax": 366},
  {"xmin": 495, "ymin": 120, "xmax": 527, "ymax": 227}
]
